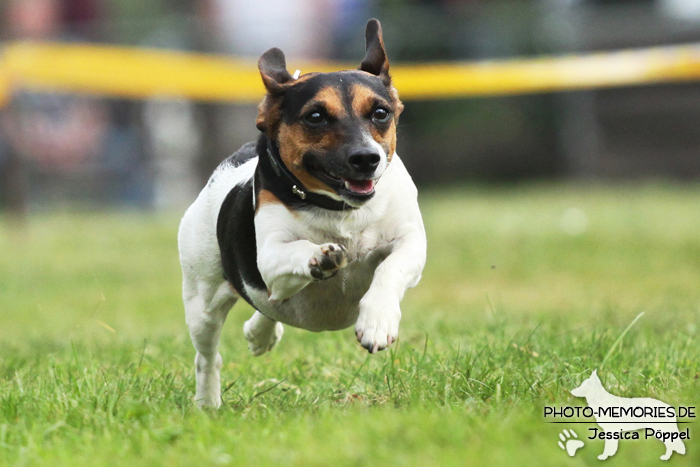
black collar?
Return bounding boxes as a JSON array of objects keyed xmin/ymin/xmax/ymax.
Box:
[{"xmin": 256, "ymin": 136, "xmax": 356, "ymax": 212}]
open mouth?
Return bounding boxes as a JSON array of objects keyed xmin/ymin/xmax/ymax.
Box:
[
  {"xmin": 305, "ymin": 158, "xmax": 377, "ymax": 201},
  {"xmin": 342, "ymin": 178, "xmax": 375, "ymax": 195}
]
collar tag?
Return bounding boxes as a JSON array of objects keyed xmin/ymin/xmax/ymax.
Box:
[{"xmin": 291, "ymin": 185, "xmax": 306, "ymax": 199}]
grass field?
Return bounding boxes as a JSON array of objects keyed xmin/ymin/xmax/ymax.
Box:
[{"xmin": 0, "ymin": 184, "xmax": 698, "ymax": 466}]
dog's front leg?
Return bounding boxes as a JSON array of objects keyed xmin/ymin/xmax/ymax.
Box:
[
  {"xmin": 355, "ymin": 230, "xmax": 426, "ymax": 353},
  {"xmin": 256, "ymin": 207, "xmax": 347, "ymax": 300},
  {"xmin": 257, "ymin": 239, "xmax": 347, "ymax": 300}
]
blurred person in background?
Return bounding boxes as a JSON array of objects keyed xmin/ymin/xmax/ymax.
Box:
[
  {"xmin": 0, "ymin": 0, "xmax": 150, "ymax": 211},
  {"xmin": 190, "ymin": 0, "xmax": 361, "ymax": 186},
  {"xmin": 208, "ymin": 0, "xmax": 335, "ymax": 58}
]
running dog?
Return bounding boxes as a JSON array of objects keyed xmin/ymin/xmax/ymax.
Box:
[{"xmin": 178, "ymin": 19, "xmax": 426, "ymax": 408}]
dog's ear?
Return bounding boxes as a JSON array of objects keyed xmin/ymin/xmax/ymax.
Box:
[
  {"xmin": 359, "ymin": 19, "xmax": 390, "ymax": 84},
  {"xmin": 258, "ymin": 47, "xmax": 293, "ymax": 96},
  {"xmin": 257, "ymin": 48, "xmax": 293, "ymax": 133},
  {"xmin": 591, "ymin": 369, "xmax": 599, "ymax": 381}
]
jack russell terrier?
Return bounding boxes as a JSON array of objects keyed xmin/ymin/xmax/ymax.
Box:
[{"xmin": 178, "ymin": 19, "xmax": 426, "ymax": 407}]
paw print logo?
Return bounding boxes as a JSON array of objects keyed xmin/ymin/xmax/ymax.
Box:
[{"xmin": 558, "ymin": 429, "xmax": 584, "ymax": 457}]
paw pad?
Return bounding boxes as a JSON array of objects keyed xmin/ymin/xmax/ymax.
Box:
[{"xmin": 309, "ymin": 243, "xmax": 348, "ymax": 280}]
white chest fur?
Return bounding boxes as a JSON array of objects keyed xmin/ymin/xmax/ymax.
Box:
[
  {"xmin": 251, "ymin": 222, "xmax": 394, "ymax": 330},
  {"xmin": 249, "ymin": 169, "xmax": 398, "ymax": 331}
]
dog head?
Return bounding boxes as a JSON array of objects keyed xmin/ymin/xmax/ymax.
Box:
[
  {"xmin": 255, "ymin": 19, "xmax": 403, "ymax": 206},
  {"xmin": 571, "ymin": 370, "xmax": 602, "ymax": 398}
]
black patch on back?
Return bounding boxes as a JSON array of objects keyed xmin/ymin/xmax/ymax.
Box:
[
  {"xmin": 222, "ymin": 141, "xmax": 258, "ymax": 169},
  {"xmin": 216, "ymin": 145, "xmax": 266, "ymax": 307}
]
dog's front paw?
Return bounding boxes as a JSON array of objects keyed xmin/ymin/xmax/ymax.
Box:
[
  {"xmin": 354, "ymin": 297, "xmax": 400, "ymax": 354},
  {"xmin": 309, "ymin": 243, "xmax": 348, "ymax": 280}
]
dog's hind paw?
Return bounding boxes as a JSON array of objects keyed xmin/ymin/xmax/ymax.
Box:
[
  {"xmin": 309, "ymin": 243, "xmax": 348, "ymax": 280},
  {"xmin": 243, "ymin": 316, "xmax": 284, "ymax": 356}
]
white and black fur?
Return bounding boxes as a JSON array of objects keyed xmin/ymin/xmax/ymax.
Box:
[{"xmin": 178, "ymin": 19, "xmax": 426, "ymax": 408}]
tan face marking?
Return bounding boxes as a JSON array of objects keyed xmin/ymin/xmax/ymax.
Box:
[
  {"xmin": 256, "ymin": 74, "xmax": 323, "ymax": 133},
  {"xmin": 351, "ymin": 83, "xmax": 399, "ymax": 161},
  {"xmin": 256, "ymin": 95, "xmax": 282, "ymax": 134},
  {"xmin": 380, "ymin": 121, "xmax": 397, "ymax": 162},
  {"xmin": 351, "ymin": 84, "xmax": 387, "ymax": 117},
  {"xmin": 277, "ymin": 122, "xmax": 341, "ymax": 194},
  {"xmin": 300, "ymin": 86, "xmax": 346, "ymax": 120}
]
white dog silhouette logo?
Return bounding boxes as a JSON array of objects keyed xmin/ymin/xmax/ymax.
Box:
[{"xmin": 571, "ymin": 370, "xmax": 686, "ymax": 461}]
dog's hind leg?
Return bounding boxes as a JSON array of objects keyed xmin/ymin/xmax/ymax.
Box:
[
  {"xmin": 184, "ymin": 280, "xmax": 237, "ymax": 408},
  {"xmin": 243, "ymin": 311, "xmax": 284, "ymax": 356}
]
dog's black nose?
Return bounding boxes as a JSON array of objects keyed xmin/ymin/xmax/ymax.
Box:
[{"xmin": 348, "ymin": 151, "xmax": 381, "ymax": 173}]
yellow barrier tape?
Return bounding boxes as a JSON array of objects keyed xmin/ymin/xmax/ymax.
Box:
[
  {"xmin": 2, "ymin": 41, "xmax": 700, "ymax": 104},
  {"xmin": 395, "ymin": 45, "xmax": 700, "ymax": 99},
  {"xmin": 2, "ymin": 42, "xmax": 267, "ymax": 102},
  {"xmin": 0, "ymin": 62, "xmax": 10, "ymax": 107}
]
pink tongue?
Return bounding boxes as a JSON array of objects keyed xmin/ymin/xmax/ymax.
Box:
[{"xmin": 344, "ymin": 179, "xmax": 375, "ymax": 194}]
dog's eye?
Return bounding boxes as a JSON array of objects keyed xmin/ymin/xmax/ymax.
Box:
[
  {"xmin": 372, "ymin": 107, "xmax": 390, "ymax": 123},
  {"xmin": 304, "ymin": 111, "xmax": 326, "ymax": 126}
]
